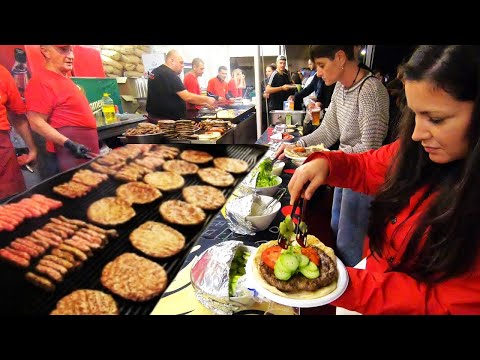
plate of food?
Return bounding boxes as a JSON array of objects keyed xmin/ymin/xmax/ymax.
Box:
[
  {"xmin": 246, "ymin": 235, "xmax": 349, "ymax": 308},
  {"xmin": 284, "ymin": 144, "xmax": 329, "ymax": 160},
  {"xmin": 271, "ymin": 133, "xmax": 294, "ymax": 142}
]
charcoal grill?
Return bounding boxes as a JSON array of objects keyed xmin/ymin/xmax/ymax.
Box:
[{"xmin": 0, "ymin": 144, "xmax": 267, "ymax": 315}]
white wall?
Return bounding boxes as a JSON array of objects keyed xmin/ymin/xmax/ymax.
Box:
[
  {"xmin": 150, "ymin": 45, "xmax": 281, "ymax": 88},
  {"xmin": 151, "ymin": 45, "xmax": 230, "ymax": 88}
]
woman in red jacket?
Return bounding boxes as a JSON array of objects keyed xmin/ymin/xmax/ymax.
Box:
[{"xmin": 288, "ymin": 45, "xmax": 480, "ymax": 314}]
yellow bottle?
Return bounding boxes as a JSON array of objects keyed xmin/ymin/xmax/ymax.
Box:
[{"xmin": 102, "ymin": 93, "xmax": 117, "ymax": 125}]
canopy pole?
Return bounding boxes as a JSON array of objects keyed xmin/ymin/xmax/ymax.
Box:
[{"xmin": 254, "ymin": 45, "xmax": 263, "ymax": 139}]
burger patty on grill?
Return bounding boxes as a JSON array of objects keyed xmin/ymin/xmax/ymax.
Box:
[{"xmin": 259, "ymin": 247, "xmax": 338, "ymax": 292}]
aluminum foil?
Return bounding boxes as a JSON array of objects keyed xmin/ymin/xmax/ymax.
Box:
[
  {"xmin": 190, "ymin": 241, "xmax": 256, "ymax": 315},
  {"xmin": 225, "ymin": 193, "xmax": 259, "ymax": 235}
]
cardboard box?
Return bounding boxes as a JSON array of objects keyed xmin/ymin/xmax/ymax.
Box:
[
  {"xmin": 121, "ymin": 95, "xmax": 139, "ymax": 114},
  {"xmin": 116, "ymin": 77, "xmax": 148, "ymax": 98}
]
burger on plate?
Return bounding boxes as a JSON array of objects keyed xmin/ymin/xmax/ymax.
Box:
[{"xmin": 251, "ymin": 235, "xmax": 338, "ymax": 300}]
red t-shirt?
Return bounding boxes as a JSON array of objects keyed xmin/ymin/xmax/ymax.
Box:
[
  {"xmin": 0, "ymin": 64, "xmax": 26, "ymax": 130},
  {"xmin": 183, "ymin": 72, "xmax": 201, "ymax": 110},
  {"xmin": 207, "ymin": 76, "xmax": 228, "ymax": 99},
  {"xmin": 228, "ymin": 79, "xmax": 243, "ymax": 98},
  {"xmin": 25, "ymin": 68, "xmax": 96, "ymax": 152}
]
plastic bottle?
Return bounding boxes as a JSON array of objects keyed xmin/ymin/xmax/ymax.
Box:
[
  {"xmin": 11, "ymin": 48, "xmax": 30, "ymax": 98},
  {"xmin": 102, "ymin": 93, "xmax": 117, "ymax": 125}
]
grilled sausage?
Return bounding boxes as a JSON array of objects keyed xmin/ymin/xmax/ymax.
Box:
[
  {"xmin": 0, "ymin": 249, "xmax": 30, "ymax": 267},
  {"xmin": 35, "ymin": 264, "xmax": 63, "ymax": 282},
  {"xmin": 58, "ymin": 244, "xmax": 88, "ymax": 261},
  {"xmin": 25, "ymin": 272, "xmax": 55, "ymax": 292},
  {"xmin": 43, "ymin": 255, "xmax": 74, "ymax": 270},
  {"xmin": 51, "ymin": 249, "xmax": 76, "ymax": 263}
]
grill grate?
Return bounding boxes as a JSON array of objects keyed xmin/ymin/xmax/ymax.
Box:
[{"xmin": 0, "ymin": 144, "xmax": 267, "ymax": 315}]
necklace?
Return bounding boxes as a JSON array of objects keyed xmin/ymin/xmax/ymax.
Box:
[
  {"xmin": 348, "ymin": 66, "xmax": 361, "ymax": 89},
  {"xmin": 341, "ymin": 66, "xmax": 362, "ymax": 103}
]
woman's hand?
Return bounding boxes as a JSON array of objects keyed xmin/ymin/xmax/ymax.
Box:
[
  {"xmin": 288, "ymin": 158, "xmax": 330, "ymax": 204},
  {"xmin": 274, "ymin": 143, "xmax": 291, "ymax": 160}
]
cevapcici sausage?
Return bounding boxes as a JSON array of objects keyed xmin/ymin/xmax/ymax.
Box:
[
  {"xmin": 71, "ymin": 235, "xmax": 101, "ymax": 250},
  {"xmin": 42, "ymin": 255, "xmax": 74, "ymax": 270},
  {"xmin": 25, "ymin": 272, "xmax": 55, "ymax": 292},
  {"xmin": 31, "ymin": 231, "xmax": 61, "ymax": 247},
  {"xmin": 0, "ymin": 219, "xmax": 15, "ymax": 232},
  {"xmin": 50, "ymin": 218, "xmax": 78, "ymax": 230},
  {"xmin": 10, "ymin": 241, "xmax": 40, "ymax": 257},
  {"xmin": 58, "ymin": 244, "xmax": 88, "ymax": 261},
  {"xmin": 58, "ymin": 216, "xmax": 86, "ymax": 227},
  {"xmin": 15, "ymin": 238, "xmax": 46, "ymax": 254},
  {"xmin": 35, "ymin": 229, "xmax": 63, "ymax": 243},
  {"xmin": 24, "ymin": 236, "xmax": 50, "ymax": 250},
  {"xmin": 74, "ymin": 231, "xmax": 104, "ymax": 246},
  {"xmin": 43, "ymin": 223, "xmax": 71, "ymax": 238},
  {"xmin": 0, "ymin": 249, "xmax": 30, "ymax": 267},
  {"xmin": 4, "ymin": 203, "xmax": 33, "ymax": 218},
  {"xmin": 51, "ymin": 248, "xmax": 76, "ymax": 263},
  {"xmin": 63, "ymin": 239, "xmax": 93, "ymax": 255},
  {"xmin": 38, "ymin": 259, "xmax": 68, "ymax": 275},
  {"xmin": 4, "ymin": 247, "xmax": 30, "ymax": 261},
  {"xmin": 86, "ymin": 224, "xmax": 118, "ymax": 238},
  {"xmin": 79, "ymin": 228, "xmax": 107, "ymax": 241},
  {"xmin": 35, "ymin": 264, "xmax": 63, "ymax": 282},
  {"xmin": 31, "ymin": 194, "xmax": 63, "ymax": 209}
]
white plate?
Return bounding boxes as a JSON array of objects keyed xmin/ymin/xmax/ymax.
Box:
[
  {"xmin": 246, "ymin": 247, "xmax": 349, "ymax": 308},
  {"xmin": 271, "ymin": 133, "xmax": 295, "ymax": 143},
  {"xmin": 284, "ymin": 152, "xmax": 308, "ymax": 161}
]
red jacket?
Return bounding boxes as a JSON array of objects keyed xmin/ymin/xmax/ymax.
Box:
[{"xmin": 308, "ymin": 140, "xmax": 480, "ymax": 314}]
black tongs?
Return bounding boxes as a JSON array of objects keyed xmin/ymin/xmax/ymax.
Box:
[
  {"xmin": 290, "ymin": 194, "xmax": 309, "ymax": 248},
  {"xmin": 277, "ymin": 186, "xmax": 309, "ymax": 249}
]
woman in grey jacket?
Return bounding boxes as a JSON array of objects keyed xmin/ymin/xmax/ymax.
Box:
[{"xmin": 277, "ymin": 45, "xmax": 390, "ymax": 267}]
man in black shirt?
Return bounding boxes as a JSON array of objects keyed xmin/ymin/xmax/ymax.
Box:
[
  {"xmin": 146, "ymin": 49, "xmax": 215, "ymax": 120},
  {"xmin": 265, "ymin": 55, "xmax": 297, "ymax": 111}
]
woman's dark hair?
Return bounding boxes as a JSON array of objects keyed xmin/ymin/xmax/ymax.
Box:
[
  {"xmin": 292, "ymin": 73, "xmax": 302, "ymax": 84},
  {"xmin": 368, "ymin": 45, "xmax": 480, "ymax": 282},
  {"xmin": 267, "ymin": 63, "xmax": 277, "ymax": 71},
  {"xmin": 309, "ymin": 45, "xmax": 354, "ymax": 61}
]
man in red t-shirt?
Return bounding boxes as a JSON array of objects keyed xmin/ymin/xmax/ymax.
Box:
[
  {"xmin": 0, "ymin": 64, "xmax": 37, "ymax": 200},
  {"xmin": 25, "ymin": 45, "xmax": 99, "ymax": 173},
  {"xmin": 207, "ymin": 66, "xmax": 229, "ymax": 101},
  {"xmin": 183, "ymin": 57, "xmax": 205, "ymax": 111}
]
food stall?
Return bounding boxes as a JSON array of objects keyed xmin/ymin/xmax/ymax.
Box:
[{"xmin": 119, "ymin": 103, "xmax": 257, "ymax": 145}]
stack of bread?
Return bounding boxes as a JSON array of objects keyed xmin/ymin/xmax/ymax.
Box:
[{"xmin": 100, "ymin": 45, "xmax": 151, "ymax": 78}]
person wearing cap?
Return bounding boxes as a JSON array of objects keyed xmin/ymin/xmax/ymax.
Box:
[
  {"xmin": 24, "ymin": 45, "xmax": 98, "ymax": 174},
  {"xmin": 207, "ymin": 66, "xmax": 230, "ymax": 101},
  {"xmin": 0, "ymin": 64, "xmax": 37, "ymax": 201},
  {"xmin": 264, "ymin": 55, "xmax": 297, "ymax": 110},
  {"xmin": 147, "ymin": 50, "xmax": 215, "ymax": 121}
]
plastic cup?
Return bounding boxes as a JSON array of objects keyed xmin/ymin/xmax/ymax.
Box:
[{"xmin": 311, "ymin": 108, "xmax": 321, "ymax": 126}]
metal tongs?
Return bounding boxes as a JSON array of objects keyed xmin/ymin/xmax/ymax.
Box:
[{"xmin": 83, "ymin": 151, "xmax": 99, "ymax": 160}]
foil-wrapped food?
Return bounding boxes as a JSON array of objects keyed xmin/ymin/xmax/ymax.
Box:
[{"xmin": 190, "ymin": 241, "xmax": 257, "ymax": 315}]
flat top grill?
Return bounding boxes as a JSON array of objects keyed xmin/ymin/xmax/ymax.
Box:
[{"xmin": 0, "ymin": 144, "xmax": 267, "ymax": 315}]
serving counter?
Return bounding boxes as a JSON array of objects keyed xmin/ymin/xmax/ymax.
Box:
[
  {"xmin": 119, "ymin": 105, "xmax": 257, "ymax": 145},
  {"xmin": 97, "ymin": 114, "xmax": 147, "ymax": 140}
]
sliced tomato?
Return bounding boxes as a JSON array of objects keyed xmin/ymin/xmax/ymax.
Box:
[
  {"xmin": 301, "ymin": 247, "xmax": 320, "ymax": 266},
  {"xmin": 261, "ymin": 245, "xmax": 282, "ymax": 269}
]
